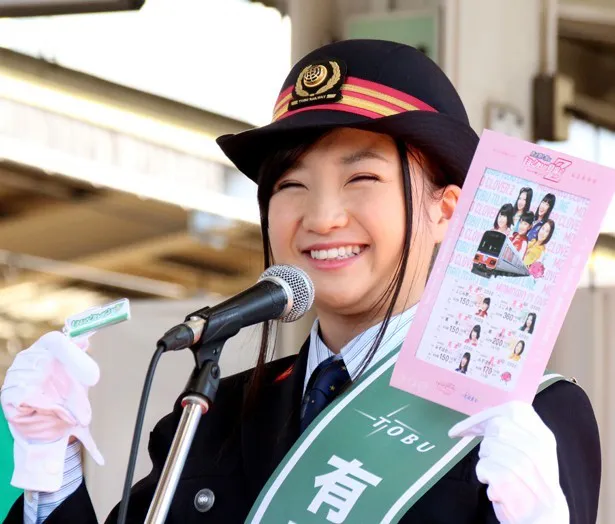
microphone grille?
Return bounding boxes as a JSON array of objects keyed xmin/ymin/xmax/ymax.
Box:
[{"xmin": 259, "ymin": 264, "xmax": 314, "ymax": 322}]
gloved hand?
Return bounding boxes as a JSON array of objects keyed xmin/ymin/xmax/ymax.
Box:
[
  {"xmin": 1, "ymin": 331, "xmax": 104, "ymax": 492},
  {"xmin": 449, "ymin": 401, "xmax": 569, "ymax": 524}
]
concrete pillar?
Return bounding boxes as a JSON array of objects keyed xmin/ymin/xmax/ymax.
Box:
[{"xmin": 288, "ymin": 0, "xmax": 337, "ymax": 63}]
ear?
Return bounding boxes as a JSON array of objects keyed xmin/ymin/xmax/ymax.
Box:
[{"xmin": 431, "ymin": 184, "xmax": 461, "ymax": 243}]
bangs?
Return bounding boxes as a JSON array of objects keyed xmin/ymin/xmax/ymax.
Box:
[{"xmin": 256, "ymin": 130, "xmax": 330, "ymax": 194}]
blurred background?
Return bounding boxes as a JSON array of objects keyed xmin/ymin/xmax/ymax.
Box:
[{"xmin": 0, "ymin": 0, "xmax": 614, "ymax": 521}]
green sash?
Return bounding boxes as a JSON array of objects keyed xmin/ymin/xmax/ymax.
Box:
[
  {"xmin": 247, "ymin": 345, "xmax": 567, "ymax": 523},
  {"xmin": 0, "ymin": 411, "xmax": 22, "ymax": 521}
]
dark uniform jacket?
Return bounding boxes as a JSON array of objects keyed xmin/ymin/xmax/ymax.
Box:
[{"xmin": 5, "ymin": 340, "xmax": 601, "ymax": 523}]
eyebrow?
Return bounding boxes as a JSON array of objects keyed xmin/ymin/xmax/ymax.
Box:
[{"xmin": 340, "ymin": 149, "xmax": 389, "ymax": 165}]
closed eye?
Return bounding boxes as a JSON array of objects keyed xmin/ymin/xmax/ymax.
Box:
[
  {"xmin": 347, "ymin": 174, "xmax": 380, "ymax": 184},
  {"xmin": 275, "ymin": 181, "xmax": 306, "ymax": 191}
]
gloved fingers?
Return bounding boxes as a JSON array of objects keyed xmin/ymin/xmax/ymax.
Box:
[
  {"xmin": 9, "ymin": 416, "xmax": 72, "ymax": 440},
  {"xmin": 448, "ymin": 402, "xmax": 514, "ymax": 438},
  {"xmin": 478, "ymin": 424, "xmax": 558, "ymax": 470},
  {"xmin": 2, "ymin": 363, "xmax": 51, "ymax": 389},
  {"xmin": 4, "ymin": 384, "xmax": 92, "ymax": 431},
  {"xmin": 450, "ymin": 401, "xmax": 554, "ymax": 443},
  {"xmin": 490, "ymin": 500, "xmax": 514, "ymax": 524},
  {"xmin": 3, "ymin": 353, "xmax": 49, "ymax": 374},
  {"xmin": 478, "ymin": 459, "xmax": 540, "ymax": 523},
  {"xmin": 478, "ymin": 438, "xmax": 556, "ymax": 498},
  {"xmin": 36, "ymin": 332, "xmax": 100, "ymax": 387},
  {"xmin": 16, "ymin": 405, "xmax": 78, "ymax": 425},
  {"xmin": 71, "ymin": 426, "xmax": 104, "ymax": 466}
]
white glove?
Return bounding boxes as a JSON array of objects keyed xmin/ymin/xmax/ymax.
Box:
[
  {"xmin": 0, "ymin": 331, "xmax": 104, "ymax": 492},
  {"xmin": 449, "ymin": 401, "xmax": 569, "ymax": 524}
]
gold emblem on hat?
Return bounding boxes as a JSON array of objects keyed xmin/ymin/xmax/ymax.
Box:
[
  {"xmin": 289, "ymin": 59, "xmax": 346, "ymax": 112},
  {"xmin": 303, "ymin": 64, "xmax": 328, "ymax": 88},
  {"xmin": 295, "ymin": 61, "xmax": 342, "ymax": 98}
]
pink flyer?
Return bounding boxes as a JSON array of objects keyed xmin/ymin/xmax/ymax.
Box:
[{"xmin": 391, "ymin": 129, "xmax": 615, "ymax": 415}]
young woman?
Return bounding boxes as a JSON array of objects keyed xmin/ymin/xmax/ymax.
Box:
[
  {"xmin": 524, "ymin": 219, "xmax": 555, "ymax": 266},
  {"xmin": 509, "ymin": 340, "xmax": 526, "ymax": 362},
  {"xmin": 1, "ymin": 40, "xmax": 600, "ymax": 524},
  {"xmin": 464, "ymin": 325, "xmax": 481, "ymax": 346},
  {"xmin": 492, "ymin": 203, "xmax": 515, "ymax": 235},
  {"xmin": 527, "ymin": 193, "xmax": 556, "ymax": 242},
  {"xmin": 511, "ymin": 187, "xmax": 533, "ymax": 233},
  {"xmin": 521, "ymin": 312, "xmax": 537, "ymax": 334},
  {"xmin": 456, "ymin": 352, "xmax": 471, "ymax": 374},
  {"xmin": 509, "ymin": 211, "xmax": 534, "ymax": 258},
  {"xmin": 476, "ymin": 297, "xmax": 490, "ymax": 317}
]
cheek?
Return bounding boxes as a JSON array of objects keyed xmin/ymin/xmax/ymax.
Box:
[
  {"xmin": 268, "ymin": 198, "xmax": 298, "ymax": 258},
  {"xmin": 356, "ymin": 188, "xmax": 406, "ymax": 250}
]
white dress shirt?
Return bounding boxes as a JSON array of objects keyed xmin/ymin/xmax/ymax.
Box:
[{"xmin": 303, "ymin": 304, "xmax": 418, "ymax": 395}]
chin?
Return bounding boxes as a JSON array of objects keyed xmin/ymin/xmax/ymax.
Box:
[{"xmin": 313, "ymin": 289, "xmax": 372, "ymax": 315}]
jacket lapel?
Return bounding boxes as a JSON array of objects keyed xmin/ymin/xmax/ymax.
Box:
[{"xmin": 241, "ymin": 338, "xmax": 310, "ymax": 500}]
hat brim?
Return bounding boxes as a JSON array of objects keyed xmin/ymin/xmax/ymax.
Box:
[{"xmin": 216, "ymin": 110, "xmax": 479, "ymax": 186}]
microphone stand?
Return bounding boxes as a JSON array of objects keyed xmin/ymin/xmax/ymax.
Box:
[{"xmin": 144, "ymin": 311, "xmax": 241, "ymax": 524}]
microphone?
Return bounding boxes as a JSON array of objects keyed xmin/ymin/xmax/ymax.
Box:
[{"xmin": 158, "ymin": 264, "xmax": 315, "ymax": 352}]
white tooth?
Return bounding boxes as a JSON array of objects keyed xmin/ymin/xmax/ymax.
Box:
[
  {"xmin": 328, "ymin": 248, "xmax": 338, "ymax": 258},
  {"xmin": 352, "ymin": 245, "xmax": 361, "ymax": 254},
  {"xmin": 338, "ymin": 247, "xmax": 346, "ymax": 256},
  {"xmin": 319, "ymin": 250, "xmax": 327, "ymax": 259},
  {"xmin": 311, "ymin": 250, "xmax": 318, "ymax": 259}
]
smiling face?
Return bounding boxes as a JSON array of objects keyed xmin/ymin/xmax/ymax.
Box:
[
  {"xmin": 518, "ymin": 220, "xmax": 531, "ymax": 236},
  {"xmin": 266, "ymin": 128, "xmax": 457, "ymax": 318},
  {"xmin": 497, "ymin": 213, "xmax": 509, "ymax": 230},
  {"xmin": 516, "ymin": 191, "xmax": 527, "ymax": 212},
  {"xmin": 538, "ymin": 199, "xmax": 550, "ymax": 218}
]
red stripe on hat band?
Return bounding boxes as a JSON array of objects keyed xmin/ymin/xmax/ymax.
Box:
[
  {"xmin": 349, "ymin": 77, "xmax": 437, "ymax": 112},
  {"xmin": 275, "ymin": 103, "xmax": 388, "ymax": 122},
  {"xmin": 272, "ymin": 76, "xmax": 437, "ymax": 120}
]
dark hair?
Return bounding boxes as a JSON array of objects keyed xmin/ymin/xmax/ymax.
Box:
[
  {"xmin": 520, "ymin": 211, "xmax": 534, "ymax": 226},
  {"xmin": 483, "ymin": 297, "xmax": 491, "ymax": 307},
  {"xmin": 470, "ymin": 325, "xmax": 481, "ymax": 340},
  {"xmin": 513, "ymin": 340, "xmax": 525, "ymax": 355},
  {"xmin": 248, "ymin": 129, "xmax": 457, "ymax": 402},
  {"xmin": 536, "ymin": 193, "xmax": 556, "ymax": 221},
  {"xmin": 537, "ymin": 219, "xmax": 555, "ymax": 245},
  {"xmin": 494, "ymin": 203, "xmax": 514, "ymax": 230},
  {"xmin": 459, "ymin": 352, "xmax": 471, "ymax": 373},
  {"xmin": 515, "ymin": 187, "xmax": 533, "ymax": 214},
  {"xmin": 521, "ymin": 312, "xmax": 536, "ymax": 334}
]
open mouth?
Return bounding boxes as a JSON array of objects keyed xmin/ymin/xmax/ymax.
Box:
[{"xmin": 307, "ymin": 245, "xmax": 367, "ymax": 261}]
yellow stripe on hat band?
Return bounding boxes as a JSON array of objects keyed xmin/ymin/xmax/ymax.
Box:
[
  {"xmin": 273, "ymin": 92, "xmax": 293, "ymax": 115},
  {"xmin": 336, "ymin": 95, "xmax": 400, "ymax": 117},
  {"xmin": 272, "ymin": 94, "xmax": 406, "ymax": 122},
  {"xmin": 343, "ymin": 84, "xmax": 421, "ymax": 112},
  {"xmin": 271, "ymin": 82, "xmax": 424, "ymax": 122}
]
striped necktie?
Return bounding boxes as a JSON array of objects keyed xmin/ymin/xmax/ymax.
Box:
[{"xmin": 300, "ymin": 355, "xmax": 351, "ymax": 433}]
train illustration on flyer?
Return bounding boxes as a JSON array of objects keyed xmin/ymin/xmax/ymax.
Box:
[{"xmin": 391, "ymin": 129, "xmax": 615, "ymax": 415}]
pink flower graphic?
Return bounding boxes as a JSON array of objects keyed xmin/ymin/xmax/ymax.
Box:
[
  {"xmin": 528, "ymin": 261, "xmax": 545, "ymax": 278},
  {"xmin": 501, "ymin": 372, "xmax": 512, "ymax": 383}
]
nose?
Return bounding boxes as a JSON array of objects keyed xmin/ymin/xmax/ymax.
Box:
[{"xmin": 301, "ymin": 192, "xmax": 348, "ymax": 235}]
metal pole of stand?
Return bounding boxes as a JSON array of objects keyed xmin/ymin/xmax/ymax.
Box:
[
  {"xmin": 144, "ymin": 395, "xmax": 209, "ymax": 524},
  {"xmin": 143, "ymin": 313, "xmax": 233, "ymax": 522}
]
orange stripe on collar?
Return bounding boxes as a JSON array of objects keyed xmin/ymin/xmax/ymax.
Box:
[{"xmin": 275, "ymin": 364, "xmax": 294, "ymax": 383}]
